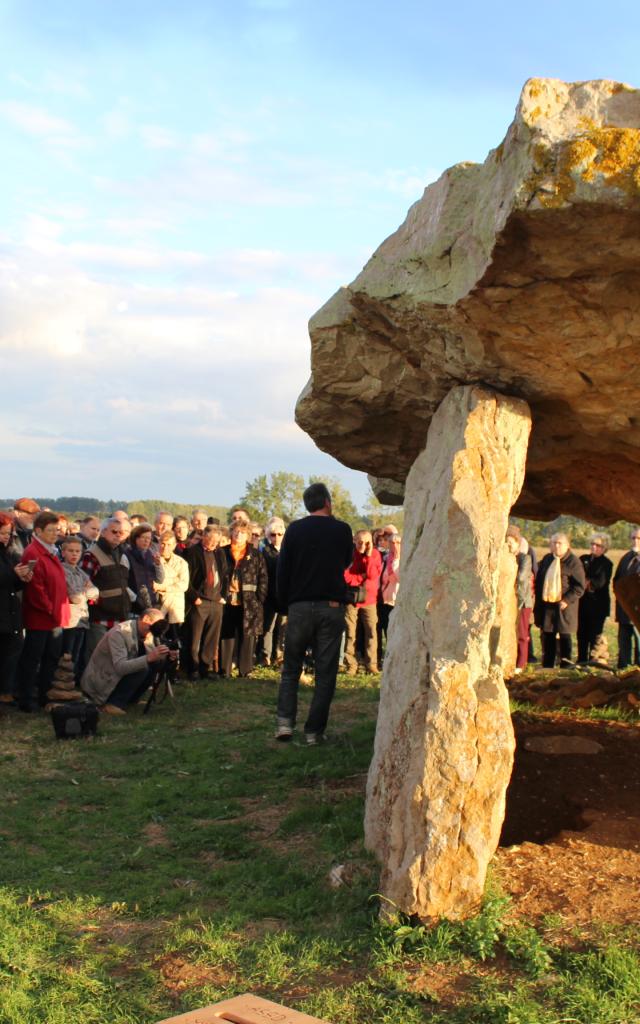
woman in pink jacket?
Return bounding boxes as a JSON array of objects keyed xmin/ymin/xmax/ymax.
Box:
[
  {"xmin": 17, "ymin": 511, "xmax": 70, "ymax": 711},
  {"xmin": 343, "ymin": 530, "xmax": 382, "ymax": 675}
]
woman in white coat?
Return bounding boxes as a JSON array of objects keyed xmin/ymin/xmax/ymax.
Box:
[{"xmin": 154, "ymin": 531, "xmax": 189, "ymax": 637}]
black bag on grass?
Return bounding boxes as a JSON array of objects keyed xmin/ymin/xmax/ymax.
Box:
[{"xmin": 50, "ymin": 701, "xmax": 99, "ymax": 740}]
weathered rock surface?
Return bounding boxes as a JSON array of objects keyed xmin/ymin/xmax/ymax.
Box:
[
  {"xmin": 364, "ymin": 386, "xmax": 531, "ymax": 921},
  {"xmin": 296, "ymin": 78, "xmax": 640, "ymax": 523}
]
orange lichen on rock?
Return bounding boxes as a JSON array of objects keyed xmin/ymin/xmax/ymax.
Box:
[
  {"xmin": 529, "ymin": 126, "xmax": 640, "ymax": 207},
  {"xmin": 581, "ymin": 126, "xmax": 640, "ymax": 193},
  {"xmin": 526, "ymin": 79, "xmax": 544, "ymax": 100}
]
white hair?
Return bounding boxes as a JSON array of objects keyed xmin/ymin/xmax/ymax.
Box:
[
  {"xmin": 266, "ymin": 516, "xmax": 285, "ymax": 533},
  {"xmin": 100, "ymin": 516, "xmax": 121, "ymax": 532},
  {"xmin": 589, "ymin": 532, "xmax": 610, "ymax": 552}
]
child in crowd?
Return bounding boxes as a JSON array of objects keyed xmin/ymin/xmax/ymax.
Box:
[{"xmin": 60, "ymin": 536, "xmax": 98, "ymax": 680}]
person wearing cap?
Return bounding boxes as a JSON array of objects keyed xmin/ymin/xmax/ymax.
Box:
[
  {"xmin": 10, "ymin": 498, "xmax": 41, "ymax": 559},
  {"xmin": 505, "ymin": 524, "xmax": 534, "ymax": 673}
]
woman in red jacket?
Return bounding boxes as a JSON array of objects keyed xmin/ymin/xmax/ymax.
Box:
[
  {"xmin": 16, "ymin": 511, "xmax": 70, "ymax": 711},
  {"xmin": 343, "ymin": 530, "xmax": 382, "ymax": 675}
]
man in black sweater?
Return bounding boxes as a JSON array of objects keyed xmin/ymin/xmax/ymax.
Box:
[{"xmin": 275, "ymin": 482, "xmax": 353, "ymax": 744}]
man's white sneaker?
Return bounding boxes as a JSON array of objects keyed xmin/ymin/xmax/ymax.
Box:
[
  {"xmin": 275, "ymin": 723, "xmax": 293, "ymax": 742},
  {"xmin": 304, "ymin": 732, "xmax": 327, "ymax": 746}
]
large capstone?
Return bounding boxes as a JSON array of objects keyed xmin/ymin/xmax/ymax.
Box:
[
  {"xmin": 296, "ymin": 78, "xmax": 640, "ymax": 523},
  {"xmin": 364, "ymin": 386, "xmax": 531, "ymax": 920}
]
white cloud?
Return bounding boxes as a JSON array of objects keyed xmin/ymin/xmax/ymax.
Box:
[
  {"xmin": 378, "ymin": 168, "xmax": 441, "ymax": 197},
  {"xmin": 103, "ymin": 216, "xmax": 171, "ymax": 236},
  {"xmin": 102, "ymin": 109, "xmax": 132, "ymax": 140},
  {"xmin": 0, "ymin": 100, "xmax": 76, "ymax": 139},
  {"xmin": 140, "ymin": 124, "xmax": 178, "ymax": 149},
  {"xmin": 0, "ymin": 239, "xmax": 317, "ymax": 416},
  {"xmin": 64, "ymin": 241, "xmax": 207, "ymax": 270}
]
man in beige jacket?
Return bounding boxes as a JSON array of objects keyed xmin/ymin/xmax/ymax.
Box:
[{"xmin": 81, "ymin": 608, "xmax": 174, "ymax": 714}]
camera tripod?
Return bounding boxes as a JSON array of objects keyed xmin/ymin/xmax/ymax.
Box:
[{"xmin": 143, "ymin": 658, "xmax": 178, "ymax": 714}]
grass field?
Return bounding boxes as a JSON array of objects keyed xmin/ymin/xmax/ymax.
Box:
[{"xmin": 1, "ymin": 670, "xmax": 639, "ymax": 1024}]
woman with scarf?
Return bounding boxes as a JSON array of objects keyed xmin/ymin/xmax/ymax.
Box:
[
  {"xmin": 126, "ymin": 523, "xmax": 165, "ymax": 614},
  {"xmin": 219, "ymin": 522, "xmax": 268, "ymax": 677},
  {"xmin": 534, "ymin": 532, "xmax": 586, "ymax": 668}
]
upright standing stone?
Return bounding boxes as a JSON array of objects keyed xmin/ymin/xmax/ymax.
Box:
[{"xmin": 364, "ymin": 385, "xmax": 531, "ymax": 921}]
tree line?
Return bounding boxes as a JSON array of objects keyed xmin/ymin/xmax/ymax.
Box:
[{"xmin": 3, "ymin": 474, "xmax": 637, "ymax": 543}]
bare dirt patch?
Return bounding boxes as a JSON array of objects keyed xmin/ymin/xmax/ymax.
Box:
[
  {"xmin": 157, "ymin": 952, "xmax": 233, "ymax": 994},
  {"xmin": 143, "ymin": 822, "xmax": 172, "ymax": 847},
  {"xmin": 496, "ymin": 713, "xmax": 640, "ymax": 929}
]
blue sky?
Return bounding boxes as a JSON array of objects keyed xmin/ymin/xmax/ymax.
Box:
[{"xmin": 1, "ymin": 0, "xmax": 637, "ymax": 508}]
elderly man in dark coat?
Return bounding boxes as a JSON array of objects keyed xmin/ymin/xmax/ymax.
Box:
[
  {"xmin": 534, "ymin": 532, "xmax": 586, "ymax": 668},
  {"xmin": 184, "ymin": 525, "xmax": 229, "ymax": 679}
]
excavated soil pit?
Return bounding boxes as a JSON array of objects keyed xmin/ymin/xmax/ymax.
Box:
[
  {"xmin": 500, "ymin": 732, "xmax": 588, "ymax": 846},
  {"xmin": 499, "ymin": 714, "xmax": 639, "ymax": 847},
  {"xmin": 495, "ymin": 713, "xmax": 640, "ymax": 927}
]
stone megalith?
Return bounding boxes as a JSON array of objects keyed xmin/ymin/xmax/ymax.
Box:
[
  {"xmin": 363, "ymin": 386, "xmax": 530, "ymax": 921},
  {"xmin": 294, "ymin": 78, "xmax": 640, "ymax": 920},
  {"xmin": 296, "ymin": 78, "xmax": 640, "ymax": 524}
]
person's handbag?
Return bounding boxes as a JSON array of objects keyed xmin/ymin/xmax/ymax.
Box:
[
  {"xmin": 344, "ymin": 583, "xmax": 367, "ymax": 605},
  {"xmin": 50, "ymin": 701, "xmax": 99, "ymax": 739}
]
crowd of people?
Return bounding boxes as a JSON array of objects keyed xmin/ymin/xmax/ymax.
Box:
[
  {"xmin": 0, "ymin": 493, "xmax": 401, "ymax": 717},
  {"xmin": 506, "ymin": 525, "xmax": 640, "ymax": 673},
  {"xmin": 1, "ymin": 492, "xmax": 638, "ymax": 727}
]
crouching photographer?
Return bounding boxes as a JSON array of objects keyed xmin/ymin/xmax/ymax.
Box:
[{"xmin": 81, "ymin": 608, "xmax": 177, "ymax": 716}]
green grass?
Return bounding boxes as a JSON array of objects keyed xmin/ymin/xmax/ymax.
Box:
[{"xmin": 1, "ymin": 669, "xmax": 639, "ymax": 1023}]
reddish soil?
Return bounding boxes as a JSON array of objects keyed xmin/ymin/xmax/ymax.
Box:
[{"xmin": 496, "ymin": 713, "xmax": 640, "ymax": 928}]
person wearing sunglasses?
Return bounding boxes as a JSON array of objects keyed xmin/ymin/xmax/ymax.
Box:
[
  {"xmin": 577, "ymin": 533, "xmax": 613, "ymax": 665},
  {"xmin": 258, "ymin": 517, "xmax": 286, "ymax": 667}
]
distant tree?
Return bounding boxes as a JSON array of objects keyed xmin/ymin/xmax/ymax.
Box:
[
  {"xmin": 238, "ymin": 472, "xmax": 305, "ymax": 524},
  {"xmin": 362, "ymin": 489, "xmax": 404, "ymax": 533},
  {"xmin": 126, "ymin": 499, "xmax": 228, "ymax": 523},
  {"xmin": 511, "ymin": 515, "xmax": 638, "ymax": 551}
]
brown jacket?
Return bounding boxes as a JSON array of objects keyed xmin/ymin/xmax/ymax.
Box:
[{"xmin": 221, "ymin": 545, "xmax": 268, "ymax": 638}]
